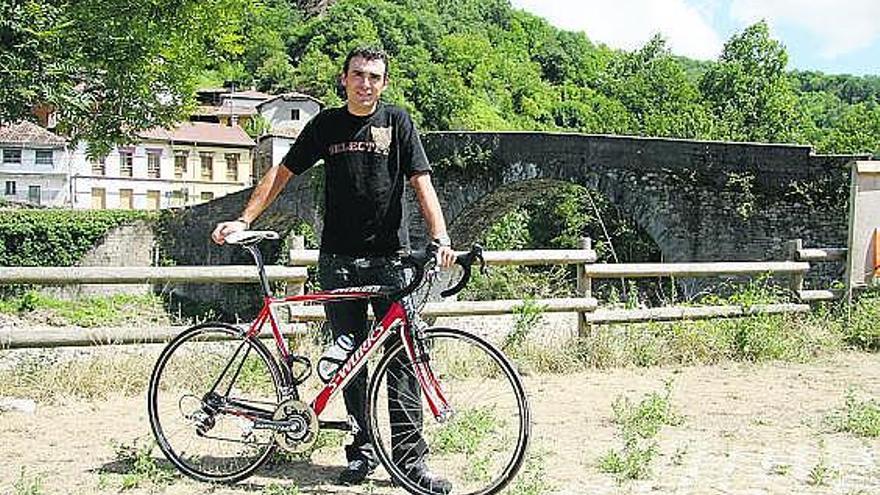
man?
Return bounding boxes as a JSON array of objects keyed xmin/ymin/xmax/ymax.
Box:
[{"xmin": 212, "ymin": 46, "xmax": 455, "ymax": 492}]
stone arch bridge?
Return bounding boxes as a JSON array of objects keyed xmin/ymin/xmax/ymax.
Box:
[{"xmin": 163, "ymin": 132, "xmax": 859, "ymax": 271}]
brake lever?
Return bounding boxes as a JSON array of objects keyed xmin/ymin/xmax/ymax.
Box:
[{"xmin": 472, "ymin": 244, "xmax": 487, "ymax": 275}]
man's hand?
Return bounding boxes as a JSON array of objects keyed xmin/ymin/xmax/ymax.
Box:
[
  {"xmin": 211, "ymin": 219, "xmax": 247, "ymax": 245},
  {"xmin": 436, "ymin": 245, "xmax": 456, "ymax": 269}
]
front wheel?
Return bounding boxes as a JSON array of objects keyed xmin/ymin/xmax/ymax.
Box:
[
  {"xmin": 368, "ymin": 327, "xmax": 530, "ymax": 495},
  {"xmin": 147, "ymin": 322, "xmax": 283, "ymax": 483}
]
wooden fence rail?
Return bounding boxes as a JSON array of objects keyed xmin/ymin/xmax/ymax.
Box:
[
  {"xmin": 0, "ymin": 235, "xmax": 822, "ymax": 348},
  {"xmin": 0, "ymin": 266, "xmax": 308, "ymax": 285}
]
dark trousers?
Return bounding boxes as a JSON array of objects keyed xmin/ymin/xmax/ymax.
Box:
[{"xmin": 318, "ymin": 253, "xmax": 428, "ymax": 467}]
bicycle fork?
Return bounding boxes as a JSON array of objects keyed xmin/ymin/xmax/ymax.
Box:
[{"xmin": 401, "ymin": 325, "xmax": 454, "ymax": 423}]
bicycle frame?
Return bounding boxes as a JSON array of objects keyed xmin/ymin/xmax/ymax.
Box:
[{"xmin": 244, "ymin": 291, "xmax": 453, "ymax": 421}]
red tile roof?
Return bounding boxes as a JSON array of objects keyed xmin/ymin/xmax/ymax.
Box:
[
  {"xmin": 0, "ymin": 121, "xmax": 67, "ymax": 146},
  {"xmin": 140, "ymin": 122, "xmax": 255, "ymax": 147}
]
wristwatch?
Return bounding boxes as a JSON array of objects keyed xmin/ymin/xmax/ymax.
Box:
[
  {"xmin": 236, "ymin": 217, "xmax": 251, "ymax": 229},
  {"xmin": 433, "ymin": 233, "xmax": 451, "ymax": 247}
]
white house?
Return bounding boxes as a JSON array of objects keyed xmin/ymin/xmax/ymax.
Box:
[
  {"xmin": 254, "ymin": 92, "xmax": 324, "ymax": 178},
  {"xmin": 0, "ymin": 121, "xmax": 69, "ymax": 207},
  {"xmin": 69, "ymin": 122, "xmax": 256, "ymax": 210}
]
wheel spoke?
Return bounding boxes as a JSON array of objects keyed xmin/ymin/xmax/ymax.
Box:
[
  {"xmin": 148, "ymin": 324, "xmax": 283, "ymax": 483},
  {"xmin": 369, "ymin": 328, "xmax": 530, "ymax": 495}
]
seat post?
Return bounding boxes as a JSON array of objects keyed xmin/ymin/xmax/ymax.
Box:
[{"xmin": 244, "ymin": 244, "xmax": 273, "ymax": 298}]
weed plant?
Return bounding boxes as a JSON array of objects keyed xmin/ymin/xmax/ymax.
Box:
[
  {"xmin": 13, "ymin": 468, "xmax": 43, "ymax": 495},
  {"xmin": 0, "ymin": 352, "xmax": 153, "ymax": 402},
  {"xmin": 825, "ymin": 388, "xmax": 880, "ymax": 438},
  {"xmin": 109, "ymin": 439, "xmax": 176, "ymax": 489},
  {"xmin": 506, "ymin": 449, "xmax": 551, "ymax": 495},
  {"xmin": 598, "ymin": 381, "xmax": 682, "ymax": 481},
  {"xmin": 0, "ymin": 290, "xmax": 170, "ymax": 327}
]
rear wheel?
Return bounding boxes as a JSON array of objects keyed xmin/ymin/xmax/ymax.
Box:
[
  {"xmin": 368, "ymin": 327, "xmax": 530, "ymax": 495},
  {"xmin": 147, "ymin": 322, "xmax": 283, "ymax": 483}
]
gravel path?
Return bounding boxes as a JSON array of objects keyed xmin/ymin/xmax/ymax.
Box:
[{"xmin": 1, "ymin": 327, "xmax": 877, "ymax": 495}]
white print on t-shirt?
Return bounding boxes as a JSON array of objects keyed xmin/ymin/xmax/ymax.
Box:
[
  {"xmin": 327, "ymin": 141, "xmax": 389, "ymax": 156},
  {"xmin": 370, "ymin": 126, "xmax": 393, "ymax": 154}
]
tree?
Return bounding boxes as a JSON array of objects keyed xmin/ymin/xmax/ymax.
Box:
[
  {"xmin": 0, "ymin": 0, "xmax": 250, "ymax": 155},
  {"xmin": 819, "ymin": 102, "xmax": 880, "ymax": 155},
  {"xmin": 606, "ymin": 35, "xmax": 715, "ymax": 138},
  {"xmin": 699, "ymin": 21, "xmax": 805, "ymax": 143}
]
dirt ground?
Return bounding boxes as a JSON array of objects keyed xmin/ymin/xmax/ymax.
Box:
[{"xmin": 1, "ymin": 347, "xmax": 878, "ymax": 495}]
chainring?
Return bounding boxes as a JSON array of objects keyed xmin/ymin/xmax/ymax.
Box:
[{"xmin": 272, "ymin": 398, "xmax": 319, "ymax": 453}]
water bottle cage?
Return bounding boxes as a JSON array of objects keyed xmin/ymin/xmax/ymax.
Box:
[
  {"xmin": 317, "ymin": 356, "xmax": 347, "ymax": 383},
  {"xmin": 285, "ymin": 355, "xmax": 312, "ymax": 385}
]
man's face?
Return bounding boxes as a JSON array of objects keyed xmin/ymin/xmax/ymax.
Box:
[{"xmin": 341, "ymin": 56, "xmax": 388, "ymax": 115}]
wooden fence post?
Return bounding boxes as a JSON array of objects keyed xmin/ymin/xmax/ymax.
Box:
[
  {"xmin": 787, "ymin": 238, "xmax": 805, "ymax": 295},
  {"xmin": 577, "ymin": 237, "xmax": 593, "ymax": 338}
]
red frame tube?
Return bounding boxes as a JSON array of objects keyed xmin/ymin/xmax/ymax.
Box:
[{"xmin": 249, "ymin": 291, "xmax": 451, "ymax": 420}]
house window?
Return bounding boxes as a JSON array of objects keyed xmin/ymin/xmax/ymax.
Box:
[
  {"xmin": 147, "ymin": 151, "xmax": 161, "ymax": 178},
  {"xmin": 146, "ymin": 190, "xmax": 160, "ymax": 210},
  {"xmin": 91, "ymin": 188, "xmax": 106, "ymax": 209},
  {"xmin": 200, "ymin": 152, "xmax": 213, "ymax": 180},
  {"xmin": 119, "ymin": 188, "xmax": 133, "ymax": 209},
  {"xmin": 290, "ymin": 109, "xmax": 301, "ymax": 120},
  {"xmin": 171, "ymin": 190, "xmax": 184, "ymax": 206},
  {"xmin": 35, "ymin": 150, "xmax": 53, "ymax": 166},
  {"xmin": 91, "ymin": 157, "xmax": 106, "ymax": 175},
  {"xmin": 174, "ymin": 152, "xmax": 187, "ymax": 179},
  {"xmin": 200, "ymin": 191, "xmax": 214, "ymax": 202},
  {"xmin": 28, "ymin": 185, "xmax": 41, "ymax": 205},
  {"xmin": 4, "ymin": 181, "xmax": 15, "ymax": 195},
  {"xmin": 2, "ymin": 149, "xmax": 21, "ymax": 164},
  {"xmin": 225, "ymin": 153, "xmax": 239, "ymax": 181},
  {"xmin": 119, "ymin": 150, "xmax": 133, "ymax": 177}
]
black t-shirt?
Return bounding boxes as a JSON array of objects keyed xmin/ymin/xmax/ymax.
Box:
[{"xmin": 281, "ymin": 103, "xmax": 431, "ymax": 255}]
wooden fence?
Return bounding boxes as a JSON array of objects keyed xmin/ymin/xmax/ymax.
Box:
[{"xmin": 0, "ymin": 235, "xmax": 831, "ymax": 348}]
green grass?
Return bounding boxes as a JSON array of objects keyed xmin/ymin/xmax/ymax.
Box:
[
  {"xmin": 0, "ymin": 353, "xmax": 153, "ymax": 402},
  {"xmin": 807, "ymin": 455, "xmax": 838, "ymax": 486},
  {"xmin": 108, "ymin": 439, "xmax": 177, "ymax": 490},
  {"xmin": 506, "ymin": 449, "xmax": 552, "ymax": 495},
  {"xmin": 839, "ymin": 290, "xmax": 880, "ymax": 350},
  {"xmin": 13, "ymin": 468, "xmax": 44, "ymax": 495},
  {"xmin": 825, "ymin": 388, "xmax": 880, "ymax": 438},
  {"xmin": 0, "ymin": 290, "xmax": 170, "ymax": 327},
  {"xmin": 431, "ymin": 406, "xmax": 500, "ymax": 455},
  {"xmin": 598, "ymin": 382, "xmax": 682, "ymax": 481}
]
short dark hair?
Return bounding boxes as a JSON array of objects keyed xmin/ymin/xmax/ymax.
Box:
[{"xmin": 342, "ymin": 46, "xmax": 389, "ymax": 78}]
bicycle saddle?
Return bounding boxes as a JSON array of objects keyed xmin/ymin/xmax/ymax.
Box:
[{"xmin": 225, "ymin": 230, "xmax": 280, "ymax": 245}]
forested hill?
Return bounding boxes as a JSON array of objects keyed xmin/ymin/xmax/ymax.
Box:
[{"xmin": 201, "ymin": 0, "xmax": 880, "ymax": 156}]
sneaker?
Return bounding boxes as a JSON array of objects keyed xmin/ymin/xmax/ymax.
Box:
[
  {"xmin": 337, "ymin": 459, "xmax": 375, "ymax": 486},
  {"xmin": 402, "ymin": 461, "xmax": 453, "ymax": 495}
]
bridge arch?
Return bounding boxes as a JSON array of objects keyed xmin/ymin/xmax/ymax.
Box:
[{"xmin": 163, "ymin": 131, "xmax": 856, "ymax": 266}]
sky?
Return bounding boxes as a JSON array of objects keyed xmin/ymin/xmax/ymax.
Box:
[{"xmin": 509, "ymin": 0, "xmax": 880, "ymax": 76}]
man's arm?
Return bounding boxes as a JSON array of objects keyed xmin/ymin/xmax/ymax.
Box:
[
  {"xmin": 211, "ymin": 164, "xmax": 294, "ymax": 244},
  {"xmin": 410, "ymin": 172, "xmax": 456, "ymax": 267}
]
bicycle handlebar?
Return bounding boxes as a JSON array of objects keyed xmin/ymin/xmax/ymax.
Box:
[
  {"xmin": 394, "ymin": 244, "xmax": 486, "ymax": 300},
  {"xmin": 228, "ymin": 230, "xmax": 485, "ymax": 301}
]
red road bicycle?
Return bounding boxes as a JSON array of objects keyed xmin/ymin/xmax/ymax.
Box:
[{"xmin": 147, "ymin": 230, "xmax": 530, "ymax": 495}]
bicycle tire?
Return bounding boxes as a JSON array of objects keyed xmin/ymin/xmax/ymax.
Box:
[
  {"xmin": 368, "ymin": 327, "xmax": 530, "ymax": 495},
  {"xmin": 147, "ymin": 322, "xmax": 284, "ymax": 483}
]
